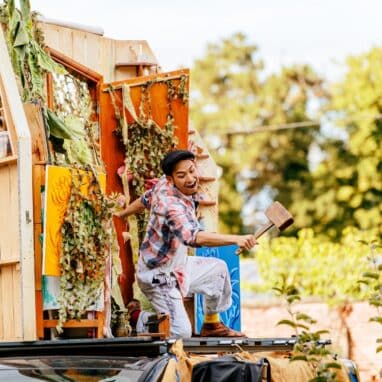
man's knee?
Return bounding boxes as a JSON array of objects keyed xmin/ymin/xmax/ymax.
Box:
[
  {"xmin": 213, "ymin": 258, "xmax": 229, "ymax": 276},
  {"xmin": 171, "ymin": 320, "xmax": 192, "ymax": 338}
]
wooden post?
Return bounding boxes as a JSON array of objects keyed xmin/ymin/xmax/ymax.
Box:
[{"xmin": 0, "ymin": 25, "xmax": 36, "ymax": 340}]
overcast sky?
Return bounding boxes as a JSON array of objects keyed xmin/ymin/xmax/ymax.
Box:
[{"xmin": 10, "ymin": 0, "xmax": 382, "ymax": 80}]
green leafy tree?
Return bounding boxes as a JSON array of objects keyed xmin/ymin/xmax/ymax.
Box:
[
  {"xmin": 190, "ymin": 33, "xmax": 326, "ymax": 234},
  {"xmin": 358, "ymin": 239, "xmax": 382, "ymax": 355},
  {"xmin": 309, "ymin": 48, "xmax": 382, "ymax": 239}
]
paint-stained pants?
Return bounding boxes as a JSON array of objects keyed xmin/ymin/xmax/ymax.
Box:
[{"xmin": 136, "ymin": 256, "xmax": 232, "ymax": 338}]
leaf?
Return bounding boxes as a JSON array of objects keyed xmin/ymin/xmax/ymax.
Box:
[
  {"xmin": 296, "ymin": 313, "xmax": 315, "ymax": 323},
  {"xmin": 296, "ymin": 323, "xmax": 309, "ymax": 330},
  {"xmin": 362, "ymin": 272, "xmax": 379, "ymax": 280},
  {"xmin": 287, "ymin": 294, "xmax": 301, "ymax": 304},
  {"xmin": 46, "ymin": 109, "xmax": 74, "ymax": 139},
  {"xmin": 33, "ymin": 41, "xmax": 66, "ymax": 74},
  {"xmin": 13, "ymin": 19, "xmax": 29, "ymax": 47},
  {"xmin": 290, "ymin": 355, "xmax": 308, "ymax": 362},
  {"xmin": 370, "ymin": 317, "xmax": 382, "ymax": 325},
  {"xmin": 276, "ymin": 319, "xmax": 297, "ymax": 328},
  {"xmin": 323, "ymin": 362, "xmax": 342, "ymax": 369},
  {"xmin": 369, "ymin": 299, "xmax": 382, "ymax": 307}
]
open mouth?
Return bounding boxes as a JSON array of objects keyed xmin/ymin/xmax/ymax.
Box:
[{"xmin": 186, "ymin": 180, "xmax": 198, "ymax": 188}]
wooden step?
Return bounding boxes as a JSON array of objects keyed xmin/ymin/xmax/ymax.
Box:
[
  {"xmin": 115, "ymin": 62, "xmax": 158, "ymax": 77},
  {"xmin": 198, "ymin": 200, "xmax": 217, "ymax": 207},
  {"xmin": 196, "ymin": 153, "xmax": 209, "ymax": 160},
  {"xmin": 199, "ymin": 176, "xmax": 216, "ymax": 182},
  {"xmin": 115, "ymin": 61, "xmax": 157, "ymax": 68}
]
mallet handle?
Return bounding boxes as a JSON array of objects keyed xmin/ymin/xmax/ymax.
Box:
[
  {"xmin": 254, "ymin": 221, "xmax": 274, "ymax": 239},
  {"xmin": 235, "ymin": 221, "xmax": 275, "ymax": 255}
]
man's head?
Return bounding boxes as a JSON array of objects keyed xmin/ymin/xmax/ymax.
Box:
[{"xmin": 161, "ymin": 150, "xmax": 199, "ymax": 195}]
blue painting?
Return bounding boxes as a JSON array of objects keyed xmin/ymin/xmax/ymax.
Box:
[{"xmin": 195, "ymin": 245, "xmax": 241, "ymax": 333}]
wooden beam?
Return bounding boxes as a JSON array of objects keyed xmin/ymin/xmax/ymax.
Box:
[
  {"xmin": 47, "ymin": 46, "xmax": 103, "ymax": 83},
  {"xmin": 43, "ymin": 319, "xmax": 100, "ymax": 328},
  {"xmin": 0, "ymin": 25, "xmax": 36, "ymax": 340},
  {"xmin": 0, "ymin": 155, "xmax": 17, "ymax": 167}
]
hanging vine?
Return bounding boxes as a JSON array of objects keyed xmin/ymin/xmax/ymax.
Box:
[
  {"xmin": 109, "ymin": 75, "xmax": 189, "ymax": 243},
  {"xmin": 0, "ymin": 0, "xmax": 66, "ymax": 102},
  {"xmin": 57, "ymin": 167, "xmax": 117, "ymax": 332}
]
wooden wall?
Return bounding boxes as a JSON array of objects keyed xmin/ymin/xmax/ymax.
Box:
[
  {"xmin": 40, "ymin": 22, "xmax": 158, "ymax": 83},
  {"xmin": 0, "ymin": 162, "xmax": 22, "ymax": 341}
]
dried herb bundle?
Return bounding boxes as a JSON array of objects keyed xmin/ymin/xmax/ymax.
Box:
[{"xmin": 57, "ymin": 167, "xmax": 115, "ymax": 332}]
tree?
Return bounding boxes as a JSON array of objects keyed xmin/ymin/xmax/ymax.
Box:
[
  {"xmin": 308, "ymin": 48, "xmax": 382, "ymax": 239},
  {"xmin": 190, "ymin": 33, "xmax": 326, "ymax": 234}
]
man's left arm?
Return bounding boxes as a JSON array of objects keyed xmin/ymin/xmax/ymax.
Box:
[{"xmin": 114, "ymin": 197, "xmax": 146, "ymax": 218}]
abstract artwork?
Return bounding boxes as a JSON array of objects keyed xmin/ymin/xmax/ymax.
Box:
[{"xmin": 195, "ymin": 245, "xmax": 241, "ymax": 333}]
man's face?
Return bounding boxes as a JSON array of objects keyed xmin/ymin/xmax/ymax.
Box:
[{"xmin": 168, "ymin": 159, "xmax": 199, "ymax": 196}]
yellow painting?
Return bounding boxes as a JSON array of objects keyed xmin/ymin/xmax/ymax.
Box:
[{"xmin": 43, "ymin": 166, "xmax": 106, "ymax": 276}]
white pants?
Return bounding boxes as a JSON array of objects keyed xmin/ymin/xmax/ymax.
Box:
[{"xmin": 136, "ymin": 255, "xmax": 232, "ymax": 338}]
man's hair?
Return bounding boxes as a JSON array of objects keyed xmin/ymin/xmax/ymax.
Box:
[{"xmin": 161, "ymin": 150, "xmax": 195, "ymax": 176}]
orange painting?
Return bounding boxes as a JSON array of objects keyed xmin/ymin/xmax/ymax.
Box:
[{"xmin": 42, "ymin": 165, "xmax": 105, "ymax": 276}]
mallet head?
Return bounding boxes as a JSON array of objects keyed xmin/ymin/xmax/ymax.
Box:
[{"xmin": 265, "ymin": 201, "xmax": 294, "ymax": 231}]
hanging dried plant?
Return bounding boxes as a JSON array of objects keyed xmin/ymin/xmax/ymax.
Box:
[
  {"xmin": 57, "ymin": 167, "xmax": 117, "ymax": 332},
  {"xmin": 109, "ymin": 76, "xmax": 188, "ymax": 244}
]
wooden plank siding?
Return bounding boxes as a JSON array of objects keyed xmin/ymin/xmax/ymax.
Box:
[{"xmin": 0, "ymin": 163, "xmax": 22, "ymax": 341}]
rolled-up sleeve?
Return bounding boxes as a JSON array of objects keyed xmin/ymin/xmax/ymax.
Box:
[{"xmin": 167, "ymin": 204, "xmax": 202, "ymax": 247}]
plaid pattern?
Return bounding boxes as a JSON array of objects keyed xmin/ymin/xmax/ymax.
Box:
[{"xmin": 140, "ymin": 176, "xmax": 202, "ymax": 268}]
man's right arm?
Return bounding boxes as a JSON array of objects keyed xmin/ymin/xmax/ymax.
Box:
[{"xmin": 196, "ymin": 231, "xmax": 257, "ymax": 251}]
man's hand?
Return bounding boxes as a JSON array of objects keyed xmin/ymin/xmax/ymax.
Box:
[
  {"xmin": 113, "ymin": 209, "xmax": 125, "ymax": 218},
  {"xmin": 236, "ymin": 234, "xmax": 257, "ymax": 250}
]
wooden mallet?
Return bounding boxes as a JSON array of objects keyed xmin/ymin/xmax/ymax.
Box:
[{"xmin": 236, "ymin": 201, "xmax": 294, "ymax": 254}]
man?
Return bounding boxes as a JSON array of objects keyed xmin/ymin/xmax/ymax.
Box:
[{"xmin": 116, "ymin": 150, "xmax": 257, "ymax": 338}]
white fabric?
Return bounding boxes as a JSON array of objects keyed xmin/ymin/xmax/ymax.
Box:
[
  {"xmin": 136, "ymin": 311, "xmax": 152, "ymax": 334},
  {"xmin": 136, "ymin": 253, "xmax": 232, "ymax": 338}
]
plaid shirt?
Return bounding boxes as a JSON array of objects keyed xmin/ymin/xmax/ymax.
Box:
[{"xmin": 140, "ymin": 176, "xmax": 202, "ymax": 269}]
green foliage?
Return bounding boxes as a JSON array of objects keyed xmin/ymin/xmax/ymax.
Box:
[
  {"xmin": 0, "ymin": 0, "xmax": 66, "ymax": 101},
  {"xmin": 357, "ymin": 239, "xmax": 382, "ymax": 353},
  {"xmin": 249, "ymin": 228, "xmax": 374, "ymax": 304},
  {"xmin": 307, "ymin": 48, "xmax": 382, "ymax": 239},
  {"xmin": 50, "ymin": 70, "xmax": 101, "ymax": 167},
  {"xmin": 275, "ymin": 277, "xmax": 343, "ymax": 382},
  {"xmin": 191, "ymin": 33, "xmax": 382, "ymax": 240},
  {"xmin": 190, "ymin": 32, "xmax": 326, "ymax": 235}
]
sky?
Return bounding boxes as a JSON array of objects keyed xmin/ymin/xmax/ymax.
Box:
[{"xmin": 19, "ymin": 0, "xmax": 382, "ymax": 82}]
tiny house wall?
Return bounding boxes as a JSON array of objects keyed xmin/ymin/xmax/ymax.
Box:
[
  {"xmin": 39, "ymin": 21, "xmax": 159, "ymax": 83},
  {"xmin": 0, "ymin": 160, "xmax": 22, "ymax": 341},
  {"xmin": 0, "ymin": 26, "xmax": 35, "ymax": 341}
]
